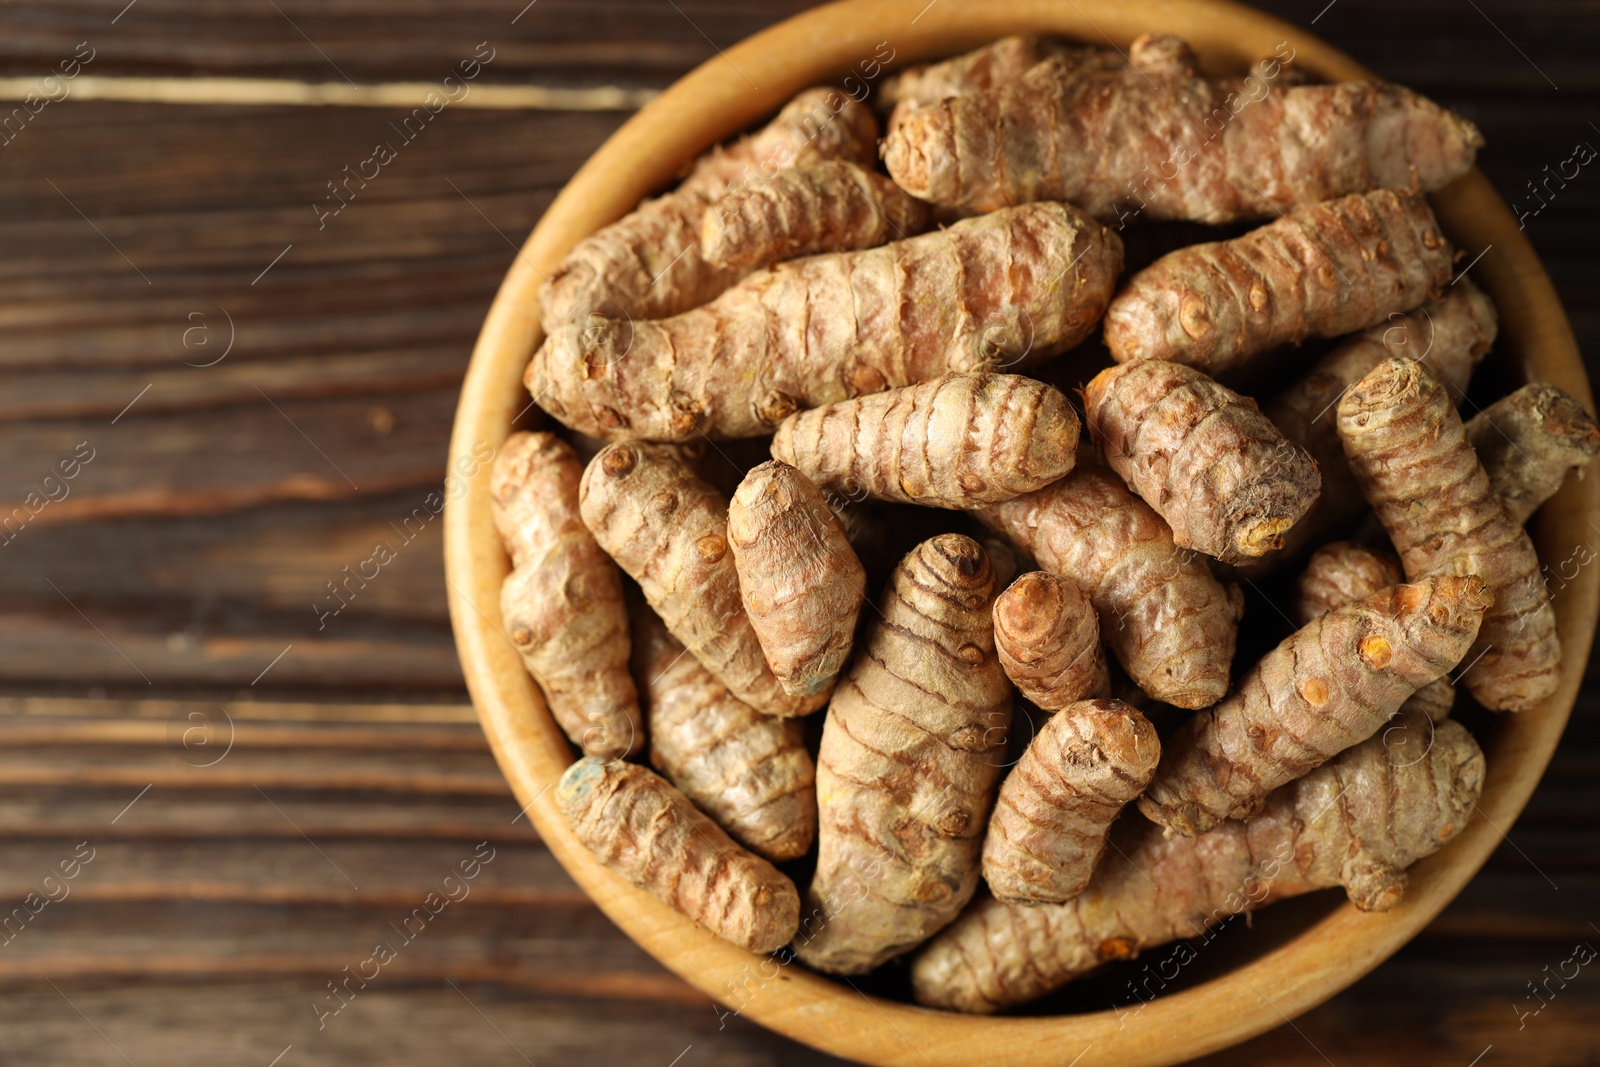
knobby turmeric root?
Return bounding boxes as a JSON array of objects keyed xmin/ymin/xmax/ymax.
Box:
[
  {"xmin": 579, "ymin": 442, "xmax": 824, "ymax": 718},
  {"xmin": 876, "ymin": 35, "xmax": 1120, "ymax": 114},
  {"xmin": 538, "ymin": 88, "xmax": 878, "ymax": 331},
  {"xmin": 528, "ymin": 202, "xmax": 1124, "ymax": 441},
  {"xmin": 1140, "ymin": 575, "xmax": 1489, "ymax": 836},
  {"xmin": 701, "ymin": 160, "xmax": 933, "ymax": 270},
  {"xmin": 558, "ymin": 756, "xmax": 800, "ymax": 954},
  {"xmin": 1104, "ymin": 189, "xmax": 1454, "ymax": 374},
  {"xmin": 770, "ymin": 373, "xmax": 1081, "ymax": 509},
  {"xmin": 1258, "ymin": 280, "xmax": 1499, "ymax": 567},
  {"xmin": 1338, "ymin": 359, "xmax": 1563, "ymax": 712},
  {"xmin": 490, "ymin": 432, "xmax": 642, "ymax": 759},
  {"xmin": 1467, "ymin": 382, "xmax": 1600, "ymax": 524},
  {"xmin": 992, "ymin": 571, "xmax": 1109, "ymax": 710},
  {"xmin": 979, "ymin": 466, "xmax": 1244, "ymax": 709},
  {"xmin": 728, "ymin": 461, "xmax": 867, "ymax": 697},
  {"xmin": 912, "ymin": 707, "xmax": 1485, "ymax": 1012},
  {"xmin": 1292, "ymin": 542, "xmax": 1457, "ymax": 723},
  {"xmin": 982, "ymin": 698, "xmax": 1158, "ymax": 905},
  {"xmin": 883, "ymin": 33, "xmax": 1480, "ymax": 221},
  {"xmin": 797, "ymin": 535, "xmax": 1012, "ymax": 975},
  {"xmin": 631, "ymin": 605, "xmax": 817, "ymax": 862},
  {"xmin": 1085, "ymin": 360, "xmax": 1321, "ymax": 563}
]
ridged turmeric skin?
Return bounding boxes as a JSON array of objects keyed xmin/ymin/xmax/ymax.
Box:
[
  {"xmin": 1466, "ymin": 382, "xmax": 1600, "ymax": 525},
  {"xmin": 1338, "ymin": 359, "xmax": 1563, "ymax": 712},
  {"xmin": 979, "ymin": 466, "xmax": 1243, "ymax": 710},
  {"xmin": 883, "ymin": 34, "xmax": 1480, "ymax": 221},
  {"xmin": 727, "ymin": 461, "xmax": 866, "ymax": 697},
  {"xmin": 1140, "ymin": 576, "xmax": 1490, "ymax": 837},
  {"xmin": 796, "ymin": 535, "xmax": 1012, "ymax": 976},
  {"xmin": 631, "ymin": 606, "xmax": 817, "ymax": 862},
  {"xmin": 991, "ymin": 571, "xmax": 1109, "ymax": 710},
  {"xmin": 489, "ymin": 432, "xmax": 642, "ymax": 760},
  {"xmin": 557, "ymin": 757, "xmax": 800, "ymax": 954},
  {"xmin": 1104, "ymin": 189, "xmax": 1454, "ymax": 375},
  {"xmin": 578, "ymin": 442, "xmax": 824, "ymax": 719},
  {"xmin": 912, "ymin": 709, "xmax": 1485, "ymax": 1013},
  {"xmin": 770, "ymin": 374, "xmax": 1080, "ymax": 510},
  {"xmin": 527, "ymin": 202, "xmax": 1124, "ymax": 442},
  {"xmin": 982, "ymin": 698, "xmax": 1158, "ymax": 905},
  {"xmin": 1085, "ymin": 360, "xmax": 1320, "ymax": 563}
]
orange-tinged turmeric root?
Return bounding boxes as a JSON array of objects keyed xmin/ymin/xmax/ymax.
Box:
[
  {"xmin": 557, "ymin": 756, "xmax": 800, "ymax": 954},
  {"xmin": 912, "ymin": 708, "xmax": 1485, "ymax": 1012},
  {"xmin": 490, "ymin": 432, "xmax": 641, "ymax": 759},
  {"xmin": 1466, "ymin": 382, "xmax": 1600, "ymax": 525},
  {"xmin": 1085, "ymin": 359, "xmax": 1321, "ymax": 563},
  {"xmin": 992, "ymin": 571, "xmax": 1109, "ymax": 710},
  {"xmin": 796, "ymin": 535, "xmax": 1011, "ymax": 975},
  {"xmin": 979, "ymin": 466, "xmax": 1243, "ymax": 709},
  {"xmin": 770, "ymin": 373, "xmax": 1080, "ymax": 510},
  {"xmin": 1139, "ymin": 576, "xmax": 1489, "ymax": 836},
  {"xmin": 1104, "ymin": 190, "xmax": 1454, "ymax": 375},
  {"xmin": 1338, "ymin": 359, "xmax": 1563, "ymax": 711},
  {"xmin": 876, "ymin": 35, "xmax": 1120, "ymax": 114},
  {"xmin": 701, "ymin": 160, "xmax": 932, "ymax": 270},
  {"xmin": 883, "ymin": 34, "xmax": 1480, "ymax": 221},
  {"xmin": 528, "ymin": 202, "xmax": 1123, "ymax": 442},
  {"xmin": 538, "ymin": 88, "xmax": 877, "ymax": 331},
  {"xmin": 632, "ymin": 606, "xmax": 817, "ymax": 862},
  {"xmin": 579, "ymin": 442, "xmax": 824, "ymax": 718},
  {"xmin": 727, "ymin": 461, "xmax": 866, "ymax": 697},
  {"xmin": 982, "ymin": 698, "xmax": 1158, "ymax": 905}
]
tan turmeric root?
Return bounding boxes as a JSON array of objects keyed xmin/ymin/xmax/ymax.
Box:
[
  {"xmin": 770, "ymin": 374, "xmax": 1081, "ymax": 509},
  {"xmin": 992, "ymin": 571, "xmax": 1109, "ymax": 710},
  {"xmin": 1139, "ymin": 575, "xmax": 1488, "ymax": 836},
  {"xmin": 1259, "ymin": 280, "xmax": 1499, "ymax": 567},
  {"xmin": 727, "ymin": 461, "xmax": 867, "ymax": 697},
  {"xmin": 912, "ymin": 707, "xmax": 1485, "ymax": 1012},
  {"xmin": 631, "ymin": 605, "xmax": 816, "ymax": 861},
  {"xmin": 557, "ymin": 756, "xmax": 800, "ymax": 953},
  {"xmin": 982, "ymin": 698, "xmax": 1158, "ymax": 905},
  {"xmin": 701, "ymin": 161, "xmax": 933, "ymax": 269},
  {"xmin": 979, "ymin": 466, "xmax": 1243, "ymax": 709},
  {"xmin": 876, "ymin": 35, "xmax": 1119, "ymax": 114},
  {"xmin": 530, "ymin": 202, "xmax": 1123, "ymax": 441},
  {"xmin": 579, "ymin": 442, "xmax": 824, "ymax": 718},
  {"xmin": 1085, "ymin": 360, "xmax": 1321, "ymax": 562},
  {"xmin": 490, "ymin": 432, "xmax": 642, "ymax": 759},
  {"xmin": 538, "ymin": 88, "xmax": 877, "ymax": 331},
  {"xmin": 1103, "ymin": 190, "xmax": 1454, "ymax": 374},
  {"xmin": 1466, "ymin": 382, "xmax": 1600, "ymax": 524},
  {"xmin": 883, "ymin": 33, "xmax": 1481, "ymax": 221},
  {"xmin": 796, "ymin": 535, "xmax": 1012, "ymax": 975},
  {"xmin": 1338, "ymin": 359, "xmax": 1563, "ymax": 711},
  {"xmin": 1292, "ymin": 542, "xmax": 1457, "ymax": 723}
]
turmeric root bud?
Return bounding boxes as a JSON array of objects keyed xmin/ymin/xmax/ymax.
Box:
[
  {"xmin": 1140, "ymin": 576, "xmax": 1491, "ymax": 836},
  {"xmin": 491, "ymin": 432, "xmax": 642, "ymax": 760},
  {"xmin": 557, "ymin": 757, "xmax": 800, "ymax": 954},
  {"xmin": 982, "ymin": 698, "xmax": 1158, "ymax": 905},
  {"xmin": 1085, "ymin": 360, "xmax": 1321, "ymax": 563},
  {"xmin": 1338, "ymin": 359, "xmax": 1563, "ymax": 712},
  {"xmin": 701, "ymin": 161, "xmax": 932, "ymax": 269},
  {"xmin": 1104, "ymin": 189, "xmax": 1454, "ymax": 375},
  {"xmin": 912, "ymin": 708, "xmax": 1485, "ymax": 1012},
  {"xmin": 771, "ymin": 374, "xmax": 1080, "ymax": 510},
  {"xmin": 728, "ymin": 461, "xmax": 866, "ymax": 697},
  {"xmin": 992, "ymin": 571, "xmax": 1109, "ymax": 710}
]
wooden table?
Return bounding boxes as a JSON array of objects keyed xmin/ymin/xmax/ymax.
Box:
[{"xmin": 0, "ymin": 1, "xmax": 1594, "ymax": 1063}]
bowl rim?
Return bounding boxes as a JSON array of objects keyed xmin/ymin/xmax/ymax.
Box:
[{"xmin": 443, "ymin": 2, "xmax": 1600, "ymax": 1063}]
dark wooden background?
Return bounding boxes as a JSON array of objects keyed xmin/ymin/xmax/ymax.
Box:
[{"xmin": 0, "ymin": 1, "xmax": 1594, "ymax": 1063}]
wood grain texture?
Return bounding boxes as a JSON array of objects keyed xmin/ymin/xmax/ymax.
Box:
[{"xmin": 0, "ymin": 0, "xmax": 1595, "ymax": 1064}]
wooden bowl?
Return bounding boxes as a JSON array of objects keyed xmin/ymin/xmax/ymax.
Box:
[{"xmin": 444, "ymin": 2, "xmax": 1599, "ymax": 1062}]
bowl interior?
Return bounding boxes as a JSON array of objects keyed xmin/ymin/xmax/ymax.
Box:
[{"xmin": 443, "ymin": 2, "xmax": 1599, "ymax": 1064}]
